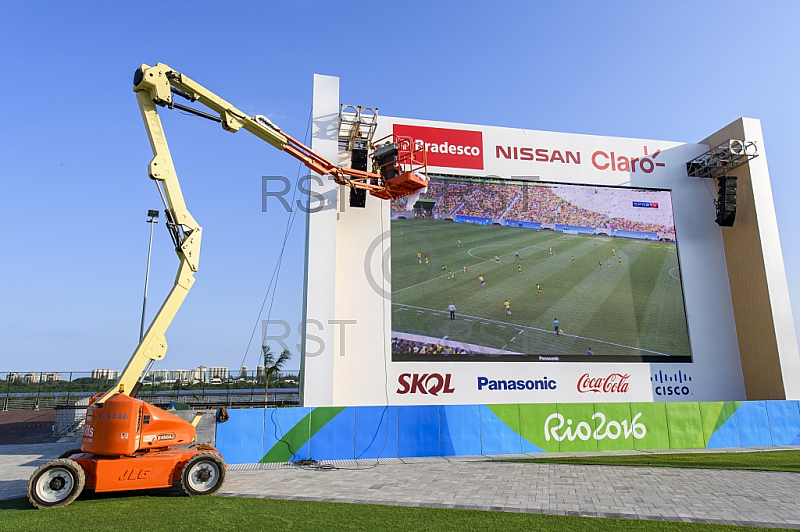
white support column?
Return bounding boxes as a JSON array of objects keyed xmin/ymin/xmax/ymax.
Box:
[
  {"xmin": 300, "ymin": 74, "xmax": 340, "ymax": 406},
  {"xmin": 742, "ymin": 118, "xmax": 800, "ymax": 399},
  {"xmin": 331, "ymin": 158, "xmax": 393, "ymax": 406}
]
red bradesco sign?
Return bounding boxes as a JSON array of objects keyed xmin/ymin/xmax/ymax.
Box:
[{"xmin": 393, "ymin": 124, "xmax": 484, "ymax": 170}]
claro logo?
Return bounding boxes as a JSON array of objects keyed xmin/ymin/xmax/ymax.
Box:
[
  {"xmin": 393, "ymin": 124, "xmax": 484, "ymax": 170},
  {"xmin": 397, "ymin": 373, "xmax": 455, "ymax": 396}
]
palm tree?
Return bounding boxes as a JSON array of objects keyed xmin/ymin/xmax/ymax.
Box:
[{"xmin": 262, "ymin": 345, "xmax": 291, "ymax": 404}]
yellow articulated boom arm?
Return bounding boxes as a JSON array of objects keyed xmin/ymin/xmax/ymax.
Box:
[
  {"xmin": 132, "ymin": 63, "xmax": 408, "ymax": 193},
  {"xmin": 100, "ymin": 63, "xmax": 426, "ymax": 404}
]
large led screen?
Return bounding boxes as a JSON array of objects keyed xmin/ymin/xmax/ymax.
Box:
[{"xmin": 390, "ymin": 176, "xmax": 692, "ymax": 363}]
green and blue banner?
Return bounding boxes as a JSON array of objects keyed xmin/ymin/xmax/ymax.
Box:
[{"xmin": 216, "ymin": 400, "xmax": 800, "ymax": 464}]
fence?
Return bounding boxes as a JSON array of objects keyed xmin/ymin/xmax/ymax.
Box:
[
  {"xmin": 50, "ymin": 389, "xmax": 300, "ymax": 438},
  {"xmin": 1, "ymin": 371, "xmax": 300, "ymax": 411}
]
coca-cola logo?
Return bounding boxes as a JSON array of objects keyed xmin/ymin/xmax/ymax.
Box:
[
  {"xmin": 577, "ymin": 373, "xmax": 630, "ymax": 393},
  {"xmin": 393, "ymin": 124, "xmax": 484, "ymax": 170},
  {"xmin": 397, "ymin": 373, "xmax": 455, "ymax": 396}
]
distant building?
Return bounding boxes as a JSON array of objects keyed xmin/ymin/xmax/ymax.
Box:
[
  {"xmin": 256, "ymin": 365, "xmax": 265, "ymax": 381},
  {"xmin": 209, "ymin": 366, "xmax": 229, "ymax": 380},
  {"xmin": 41, "ymin": 372, "xmax": 62, "ymax": 382},
  {"xmin": 92, "ymin": 369, "xmax": 121, "ymax": 380},
  {"xmin": 150, "ymin": 369, "xmax": 169, "ymax": 382},
  {"xmin": 169, "ymin": 369, "xmax": 191, "ymax": 382},
  {"xmin": 23, "ymin": 372, "xmax": 40, "ymax": 384},
  {"xmin": 239, "ymin": 366, "xmax": 248, "ymax": 379},
  {"xmin": 6, "ymin": 372, "xmax": 22, "ymax": 382}
]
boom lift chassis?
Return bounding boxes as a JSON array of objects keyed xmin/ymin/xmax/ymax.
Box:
[{"xmin": 27, "ymin": 63, "xmax": 427, "ymax": 509}]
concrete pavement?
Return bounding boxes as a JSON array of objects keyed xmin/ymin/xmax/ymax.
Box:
[
  {"xmin": 221, "ymin": 456, "xmax": 800, "ymax": 528},
  {"xmin": 0, "ymin": 441, "xmax": 80, "ymax": 502},
  {"xmin": 3, "ymin": 440, "xmax": 799, "ymax": 528}
]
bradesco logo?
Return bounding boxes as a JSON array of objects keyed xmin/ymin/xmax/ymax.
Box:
[
  {"xmin": 577, "ymin": 373, "xmax": 630, "ymax": 394},
  {"xmin": 393, "ymin": 124, "xmax": 484, "ymax": 170},
  {"xmin": 651, "ymin": 370, "xmax": 693, "ymax": 397},
  {"xmin": 397, "ymin": 373, "xmax": 455, "ymax": 396}
]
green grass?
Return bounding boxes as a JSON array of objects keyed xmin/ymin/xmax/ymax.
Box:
[
  {"xmin": 503, "ymin": 449, "xmax": 800, "ymax": 472},
  {"xmin": 391, "ymin": 218, "xmax": 690, "ymax": 358},
  {"xmin": 0, "ymin": 494, "xmax": 781, "ymax": 532}
]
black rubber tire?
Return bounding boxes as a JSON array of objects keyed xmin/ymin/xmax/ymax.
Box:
[
  {"xmin": 27, "ymin": 459, "xmax": 85, "ymax": 509},
  {"xmin": 180, "ymin": 452, "xmax": 226, "ymax": 496},
  {"xmin": 58, "ymin": 448, "xmax": 83, "ymax": 459}
]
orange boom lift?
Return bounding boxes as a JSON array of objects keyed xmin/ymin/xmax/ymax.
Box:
[{"xmin": 27, "ymin": 63, "xmax": 426, "ymax": 508}]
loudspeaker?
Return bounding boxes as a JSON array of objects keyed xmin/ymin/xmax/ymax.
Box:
[
  {"xmin": 347, "ymin": 149, "xmax": 369, "ymax": 208},
  {"xmin": 349, "ymin": 187, "xmax": 367, "ymax": 208},
  {"xmin": 716, "ymin": 176, "xmax": 737, "ymax": 227},
  {"xmin": 351, "ymin": 148, "xmax": 369, "ymax": 171},
  {"xmin": 373, "ymin": 143, "xmax": 399, "ymax": 180}
]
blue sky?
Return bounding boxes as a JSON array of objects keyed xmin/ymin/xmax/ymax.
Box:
[{"xmin": 2, "ymin": 2, "xmax": 798, "ymax": 374}]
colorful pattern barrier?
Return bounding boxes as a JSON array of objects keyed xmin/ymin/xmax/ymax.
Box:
[{"xmin": 215, "ymin": 401, "xmax": 800, "ymax": 464}]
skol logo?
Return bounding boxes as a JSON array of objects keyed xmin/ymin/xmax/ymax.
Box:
[{"xmin": 397, "ymin": 373, "xmax": 455, "ymax": 396}]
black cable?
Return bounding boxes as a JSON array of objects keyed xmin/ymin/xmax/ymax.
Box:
[
  {"xmin": 170, "ymin": 102, "xmax": 222, "ymax": 122},
  {"xmin": 377, "ymin": 197, "xmax": 391, "ymax": 461},
  {"xmin": 260, "ymin": 191, "xmax": 301, "ymax": 347},
  {"xmin": 239, "ymin": 110, "xmax": 312, "ymax": 371},
  {"xmin": 251, "ymin": 114, "xmax": 393, "ymax": 472},
  {"xmin": 269, "ymin": 406, "xmax": 297, "ymax": 458},
  {"xmin": 353, "ymin": 196, "xmax": 391, "ymax": 466},
  {"xmin": 259, "ymin": 111, "xmax": 310, "ymax": 341},
  {"xmin": 282, "ymin": 177, "xmax": 392, "ymax": 472}
]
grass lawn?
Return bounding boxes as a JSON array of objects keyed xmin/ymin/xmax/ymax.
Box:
[
  {"xmin": 391, "ymin": 218, "xmax": 690, "ymax": 359},
  {"xmin": 503, "ymin": 449, "xmax": 800, "ymax": 472},
  {"xmin": 0, "ymin": 494, "xmax": 781, "ymax": 532}
]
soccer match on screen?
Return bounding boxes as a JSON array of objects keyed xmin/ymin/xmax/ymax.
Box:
[{"xmin": 391, "ymin": 176, "xmax": 692, "ymax": 363}]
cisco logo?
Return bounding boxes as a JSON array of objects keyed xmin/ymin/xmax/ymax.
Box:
[{"xmin": 651, "ymin": 370, "xmax": 693, "ymax": 397}]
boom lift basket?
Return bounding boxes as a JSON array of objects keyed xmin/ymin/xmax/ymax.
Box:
[{"xmin": 370, "ymin": 134, "xmax": 428, "ymax": 200}]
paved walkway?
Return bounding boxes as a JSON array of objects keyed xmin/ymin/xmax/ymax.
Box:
[
  {"xmin": 4, "ymin": 441, "xmax": 800, "ymax": 528},
  {"xmin": 222, "ymin": 457, "xmax": 800, "ymax": 528},
  {"xmin": 0, "ymin": 441, "xmax": 79, "ymax": 502}
]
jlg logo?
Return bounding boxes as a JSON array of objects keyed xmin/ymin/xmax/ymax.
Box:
[
  {"xmin": 118, "ymin": 468, "xmax": 152, "ymax": 481},
  {"xmin": 393, "ymin": 124, "xmax": 484, "ymax": 170},
  {"xmin": 397, "ymin": 373, "xmax": 455, "ymax": 396}
]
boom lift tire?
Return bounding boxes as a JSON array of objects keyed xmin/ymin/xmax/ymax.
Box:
[
  {"xmin": 180, "ymin": 452, "xmax": 226, "ymax": 496},
  {"xmin": 27, "ymin": 459, "xmax": 85, "ymax": 509}
]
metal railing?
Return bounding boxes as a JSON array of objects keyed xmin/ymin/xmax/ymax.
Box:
[{"xmin": 2, "ymin": 370, "xmax": 300, "ymax": 411}]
